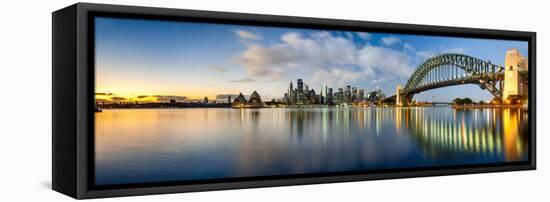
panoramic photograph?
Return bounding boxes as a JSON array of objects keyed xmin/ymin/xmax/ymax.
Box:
[{"xmin": 93, "ymin": 17, "xmax": 529, "ymax": 186}]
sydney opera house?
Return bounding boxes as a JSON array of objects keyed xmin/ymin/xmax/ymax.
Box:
[{"xmin": 231, "ymin": 91, "xmax": 267, "ymax": 108}]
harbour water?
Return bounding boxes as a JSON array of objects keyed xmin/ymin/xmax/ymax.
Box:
[{"xmin": 95, "ymin": 107, "xmax": 528, "ymax": 185}]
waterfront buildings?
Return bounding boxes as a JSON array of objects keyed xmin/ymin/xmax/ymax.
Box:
[{"xmin": 282, "ymin": 78, "xmax": 379, "ymax": 106}]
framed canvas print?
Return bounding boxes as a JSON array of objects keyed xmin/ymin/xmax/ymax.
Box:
[{"xmin": 52, "ymin": 3, "xmax": 536, "ymax": 199}]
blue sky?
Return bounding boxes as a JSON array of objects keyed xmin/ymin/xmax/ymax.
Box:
[{"xmin": 95, "ymin": 17, "xmax": 528, "ymax": 103}]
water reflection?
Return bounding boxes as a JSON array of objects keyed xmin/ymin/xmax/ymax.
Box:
[
  {"xmin": 396, "ymin": 108, "xmax": 528, "ymax": 162},
  {"xmin": 95, "ymin": 107, "xmax": 528, "ymax": 185}
]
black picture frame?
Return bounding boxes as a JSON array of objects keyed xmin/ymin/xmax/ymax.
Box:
[{"xmin": 52, "ymin": 2, "xmax": 536, "ymax": 199}]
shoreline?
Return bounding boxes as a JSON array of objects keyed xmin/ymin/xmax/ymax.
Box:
[
  {"xmin": 451, "ymin": 104, "xmax": 525, "ymax": 109},
  {"xmin": 96, "ymin": 104, "xmax": 527, "ymax": 110}
]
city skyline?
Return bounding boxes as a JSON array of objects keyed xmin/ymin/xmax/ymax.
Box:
[{"xmin": 95, "ymin": 17, "xmax": 528, "ymax": 103}]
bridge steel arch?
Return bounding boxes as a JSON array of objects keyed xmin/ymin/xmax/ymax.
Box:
[{"xmin": 400, "ymin": 53, "xmax": 504, "ymax": 105}]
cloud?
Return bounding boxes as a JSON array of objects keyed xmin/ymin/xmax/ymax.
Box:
[
  {"xmin": 228, "ymin": 78, "xmax": 257, "ymax": 83},
  {"xmin": 235, "ymin": 30, "xmax": 262, "ymax": 41},
  {"xmin": 380, "ymin": 36, "xmax": 401, "ymax": 46},
  {"xmin": 208, "ymin": 66, "xmax": 229, "ymax": 72},
  {"xmin": 403, "ymin": 43, "xmax": 415, "ymax": 52},
  {"xmin": 443, "ymin": 47, "xmax": 466, "ymax": 54},
  {"xmin": 344, "ymin": 32, "xmax": 354, "ymax": 40},
  {"xmin": 110, "ymin": 96, "xmax": 126, "ymax": 101},
  {"xmin": 95, "ymin": 93, "xmax": 114, "ymax": 96},
  {"xmin": 235, "ymin": 32, "xmax": 358, "ymax": 80},
  {"xmin": 96, "ymin": 94, "xmax": 190, "ymax": 103},
  {"xmin": 135, "ymin": 95, "xmax": 188, "ymax": 102},
  {"xmin": 95, "ymin": 98, "xmax": 110, "ymax": 102},
  {"xmin": 215, "ymin": 94, "xmax": 239, "ymax": 99},
  {"xmin": 416, "ymin": 51, "xmax": 436, "ymax": 59},
  {"xmin": 356, "ymin": 32, "xmax": 372, "ymax": 40},
  {"xmin": 311, "ymin": 67, "xmax": 373, "ymax": 87},
  {"xmin": 358, "ymin": 46, "xmax": 414, "ymax": 78},
  {"xmin": 416, "ymin": 47, "xmax": 466, "ymax": 59},
  {"xmin": 234, "ymin": 31, "xmax": 415, "ymax": 90},
  {"xmin": 151, "ymin": 95, "xmax": 188, "ymax": 102}
]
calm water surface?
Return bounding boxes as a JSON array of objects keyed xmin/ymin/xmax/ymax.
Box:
[{"xmin": 95, "ymin": 107, "xmax": 528, "ymax": 185}]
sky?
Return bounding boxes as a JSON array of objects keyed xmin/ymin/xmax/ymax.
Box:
[{"xmin": 94, "ymin": 17, "xmax": 528, "ymax": 103}]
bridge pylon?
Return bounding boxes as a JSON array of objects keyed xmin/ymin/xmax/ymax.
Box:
[
  {"xmin": 396, "ymin": 85, "xmax": 403, "ymax": 106},
  {"xmin": 502, "ymin": 49, "xmax": 528, "ymax": 103}
]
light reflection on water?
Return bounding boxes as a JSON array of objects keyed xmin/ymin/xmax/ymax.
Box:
[{"xmin": 95, "ymin": 107, "xmax": 528, "ymax": 185}]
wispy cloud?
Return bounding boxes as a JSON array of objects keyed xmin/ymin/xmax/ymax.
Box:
[
  {"xmin": 403, "ymin": 43, "xmax": 415, "ymax": 52},
  {"xmin": 110, "ymin": 96, "xmax": 126, "ymax": 101},
  {"xmin": 96, "ymin": 94, "xmax": 189, "ymax": 103},
  {"xmin": 215, "ymin": 94, "xmax": 239, "ymax": 99},
  {"xmin": 356, "ymin": 32, "xmax": 372, "ymax": 40},
  {"xmin": 140, "ymin": 95, "xmax": 188, "ymax": 102},
  {"xmin": 416, "ymin": 47, "xmax": 466, "ymax": 59},
  {"xmin": 95, "ymin": 93, "xmax": 114, "ymax": 96},
  {"xmin": 416, "ymin": 51, "xmax": 436, "ymax": 59},
  {"xmin": 380, "ymin": 36, "xmax": 401, "ymax": 46},
  {"xmin": 235, "ymin": 30, "xmax": 262, "ymax": 41},
  {"xmin": 228, "ymin": 78, "xmax": 257, "ymax": 83},
  {"xmin": 208, "ymin": 66, "xmax": 230, "ymax": 72}
]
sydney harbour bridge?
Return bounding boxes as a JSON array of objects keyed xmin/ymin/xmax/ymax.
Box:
[{"xmin": 393, "ymin": 49, "xmax": 528, "ymax": 106}]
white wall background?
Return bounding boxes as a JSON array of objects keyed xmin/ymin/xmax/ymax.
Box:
[{"xmin": 0, "ymin": 0, "xmax": 547, "ymax": 201}]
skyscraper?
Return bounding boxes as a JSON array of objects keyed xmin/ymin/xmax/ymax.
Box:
[
  {"xmin": 337, "ymin": 88, "xmax": 344, "ymax": 104},
  {"xmin": 321, "ymin": 85, "xmax": 328, "ymax": 104},
  {"xmin": 352, "ymin": 87, "xmax": 358, "ymax": 102},
  {"xmin": 297, "ymin": 79, "xmax": 305, "ymax": 105},
  {"xmin": 344, "ymin": 85, "xmax": 351, "ymax": 104},
  {"xmin": 327, "ymin": 88, "xmax": 333, "ymax": 104},
  {"xmin": 308, "ymin": 89, "xmax": 316, "ymax": 104},
  {"xmin": 287, "ymin": 81, "xmax": 296, "ymax": 105}
]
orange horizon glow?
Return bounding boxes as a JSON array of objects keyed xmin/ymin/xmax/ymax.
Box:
[{"xmin": 95, "ymin": 93, "xmax": 221, "ymax": 103}]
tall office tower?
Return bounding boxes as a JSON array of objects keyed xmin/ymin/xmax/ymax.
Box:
[
  {"xmin": 352, "ymin": 87, "xmax": 358, "ymax": 102},
  {"xmin": 228, "ymin": 96, "xmax": 232, "ymax": 104},
  {"xmin": 288, "ymin": 81, "xmax": 294, "ymax": 105},
  {"xmin": 344, "ymin": 85, "xmax": 351, "ymax": 104},
  {"xmin": 338, "ymin": 88, "xmax": 344, "ymax": 104},
  {"xmin": 297, "ymin": 79, "xmax": 304, "ymax": 105},
  {"xmin": 321, "ymin": 85, "xmax": 328, "ymax": 104},
  {"xmin": 358, "ymin": 89, "xmax": 364, "ymax": 102},
  {"xmin": 308, "ymin": 89, "xmax": 316, "ymax": 104},
  {"xmin": 327, "ymin": 88, "xmax": 333, "ymax": 104},
  {"xmin": 319, "ymin": 85, "xmax": 327, "ymax": 104},
  {"xmin": 304, "ymin": 84, "xmax": 310, "ymax": 104}
]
